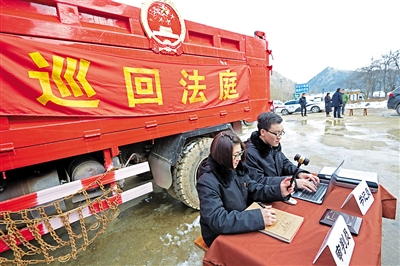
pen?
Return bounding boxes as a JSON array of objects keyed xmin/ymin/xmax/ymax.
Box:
[{"xmin": 257, "ymin": 202, "xmax": 266, "ymax": 208}]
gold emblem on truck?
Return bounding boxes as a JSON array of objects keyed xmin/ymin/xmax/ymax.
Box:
[{"xmin": 140, "ymin": 0, "xmax": 186, "ymax": 55}]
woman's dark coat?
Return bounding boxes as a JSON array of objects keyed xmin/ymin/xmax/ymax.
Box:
[
  {"xmin": 325, "ymin": 95, "xmax": 332, "ymax": 112},
  {"xmin": 196, "ymin": 155, "xmax": 285, "ymax": 247}
]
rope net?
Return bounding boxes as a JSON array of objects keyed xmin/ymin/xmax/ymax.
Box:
[{"xmin": 0, "ymin": 172, "xmax": 122, "ymax": 266}]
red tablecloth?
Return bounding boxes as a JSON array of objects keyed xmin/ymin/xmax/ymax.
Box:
[{"xmin": 203, "ymin": 185, "xmax": 397, "ymax": 266}]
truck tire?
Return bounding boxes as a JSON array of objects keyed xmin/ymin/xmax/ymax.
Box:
[
  {"xmin": 166, "ymin": 186, "xmax": 180, "ymax": 200},
  {"xmin": 242, "ymin": 120, "xmax": 254, "ymax": 126},
  {"xmin": 172, "ymin": 137, "xmax": 213, "ymax": 210}
]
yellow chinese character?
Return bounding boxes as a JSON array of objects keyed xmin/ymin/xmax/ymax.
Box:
[
  {"xmin": 28, "ymin": 52, "xmax": 99, "ymax": 107},
  {"xmin": 180, "ymin": 69, "xmax": 207, "ymax": 104},
  {"xmin": 124, "ymin": 67, "xmax": 163, "ymax": 107},
  {"xmin": 219, "ymin": 70, "xmax": 239, "ymax": 100}
]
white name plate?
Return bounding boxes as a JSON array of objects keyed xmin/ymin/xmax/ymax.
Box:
[
  {"xmin": 341, "ymin": 179, "xmax": 374, "ymax": 215},
  {"xmin": 313, "ymin": 215, "xmax": 355, "ymax": 265}
]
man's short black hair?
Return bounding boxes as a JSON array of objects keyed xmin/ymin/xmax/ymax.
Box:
[{"xmin": 257, "ymin": 112, "xmax": 283, "ymax": 132}]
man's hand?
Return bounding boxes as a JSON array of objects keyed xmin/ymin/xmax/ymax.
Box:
[
  {"xmin": 298, "ymin": 172, "xmax": 320, "ymax": 185},
  {"xmin": 296, "ymin": 179, "xmax": 317, "ymax": 192},
  {"xmin": 280, "ymin": 176, "xmax": 294, "ymax": 197}
]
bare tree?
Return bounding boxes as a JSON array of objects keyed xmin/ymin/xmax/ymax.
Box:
[
  {"xmin": 344, "ymin": 49, "xmax": 400, "ymax": 98},
  {"xmin": 385, "ymin": 50, "xmax": 400, "ymax": 93}
]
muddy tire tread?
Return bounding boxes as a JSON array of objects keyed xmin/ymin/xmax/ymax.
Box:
[{"xmin": 172, "ymin": 137, "xmax": 213, "ymax": 210}]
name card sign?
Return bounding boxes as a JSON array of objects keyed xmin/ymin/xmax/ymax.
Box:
[
  {"xmin": 341, "ymin": 180, "xmax": 374, "ymax": 215},
  {"xmin": 313, "ymin": 215, "xmax": 355, "ymax": 266}
]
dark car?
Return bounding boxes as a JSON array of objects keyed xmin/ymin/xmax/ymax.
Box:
[{"xmin": 387, "ymin": 87, "xmax": 400, "ymax": 115}]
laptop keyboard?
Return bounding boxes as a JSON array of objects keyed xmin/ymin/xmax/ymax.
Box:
[{"xmin": 300, "ymin": 183, "xmax": 327, "ymax": 201}]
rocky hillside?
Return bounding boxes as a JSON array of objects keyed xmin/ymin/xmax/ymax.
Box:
[
  {"xmin": 271, "ymin": 67, "xmax": 353, "ymax": 101},
  {"xmin": 308, "ymin": 67, "xmax": 353, "ymax": 94}
]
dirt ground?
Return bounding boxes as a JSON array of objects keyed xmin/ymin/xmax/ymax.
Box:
[{"xmin": 2, "ymin": 107, "xmax": 399, "ymax": 266}]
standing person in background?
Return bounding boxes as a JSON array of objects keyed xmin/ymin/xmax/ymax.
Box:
[
  {"xmin": 341, "ymin": 89, "xmax": 349, "ymax": 116},
  {"xmin": 331, "ymin": 88, "xmax": 343, "ymax": 118},
  {"xmin": 299, "ymin": 93, "xmax": 307, "ymax": 117},
  {"xmin": 324, "ymin": 92, "xmax": 332, "ymax": 117},
  {"xmin": 196, "ymin": 130, "xmax": 294, "ymax": 247}
]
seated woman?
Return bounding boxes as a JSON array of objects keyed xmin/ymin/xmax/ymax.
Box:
[{"xmin": 196, "ymin": 130, "xmax": 294, "ymax": 247}]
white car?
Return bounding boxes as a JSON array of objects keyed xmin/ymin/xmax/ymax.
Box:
[
  {"xmin": 272, "ymin": 100, "xmax": 285, "ymax": 113},
  {"xmin": 279, "ymin": 99, "xmax": 324, "ymax": 115}
]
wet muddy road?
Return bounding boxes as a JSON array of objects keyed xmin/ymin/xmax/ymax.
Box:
[{"xmin": 3, "ymin": 108, "xmax": 400, "ymax": 266}]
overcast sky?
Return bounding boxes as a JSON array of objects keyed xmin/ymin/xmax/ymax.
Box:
[{"xmin": 114, "ymin": 0, "xmax": 399, "ymax": 84}]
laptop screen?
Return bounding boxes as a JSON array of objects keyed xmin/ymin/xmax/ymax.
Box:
[{"xmin": 324, "ymin": 160, "xmax": 345, "ymax": 198}]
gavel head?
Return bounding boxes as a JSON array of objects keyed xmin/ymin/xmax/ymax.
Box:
[{"xmin": 294, "ymin": 154, "xmax": 310, "ymax": 166}]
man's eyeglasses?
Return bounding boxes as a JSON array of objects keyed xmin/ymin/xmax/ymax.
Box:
[
  {"xmin": 232, "ymin": 150, "xmax": 244, "ymax": 160},
  {"xmin": 266, "ymin": 130, "xmax": 285, "ymax": 138}
]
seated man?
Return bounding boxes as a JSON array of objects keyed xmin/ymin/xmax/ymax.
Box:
[
  {"xmin": 196, "ymin": 130, "xmax": 294, "ymax": 247},
  {"xmin": 245, "ymin": 112, "xmax": 319, "ymax": 192}
]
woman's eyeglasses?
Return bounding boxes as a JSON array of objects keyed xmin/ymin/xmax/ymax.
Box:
[{"xmin": 232, "ymin": 150, "xmax": 244, "ymax": 160}]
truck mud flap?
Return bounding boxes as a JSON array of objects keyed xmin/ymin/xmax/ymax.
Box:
[{"xmin": 148, "ymin": 124, "xmax": 232, "ymax": 189}]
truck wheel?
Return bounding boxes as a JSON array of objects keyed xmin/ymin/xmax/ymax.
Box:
[
  {"xmin": 172, "ymin": 137, "xmax": 213, "ymax": 210},
  {"xmin": 166, "ymin": 186, "xmax": 180, "ymax": 200},
  {"xmin": 242, "ymin": 120, "xmax": 254, "ymax": 126}
]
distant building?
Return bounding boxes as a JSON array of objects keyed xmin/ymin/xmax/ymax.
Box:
[
  {"xmin": 347, "ymin": 90, "xmax": 364, "ymax": 101},
  {"xmin": 372, "ymin": 91, "xmax": 385, "ymax": 98}
]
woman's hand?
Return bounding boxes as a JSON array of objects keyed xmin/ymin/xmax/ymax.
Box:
[
  {"xmin": 280, "ymin": 176, "xmax": 294, "ymax": 197},
  {"xmin": 298, "ymin": 172, "xmax": 320, "ymax": 185},
  {"xmin": 260, "ymin": 206, "xmax": 276, "ymax": 226}
]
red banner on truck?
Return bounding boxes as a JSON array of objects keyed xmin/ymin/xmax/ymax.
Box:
[{"xmin": 0, "ymin": 35, "xmax": 250, "ymax": 117}]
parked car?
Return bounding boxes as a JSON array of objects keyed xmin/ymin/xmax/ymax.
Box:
[
  {"xmin": 272, "ymin": 100, "xmax": 285, "ymax": 113},
  {"xmin": 279, "ymin": 99, "xmax": 324, "ymax": 115},
  {"xmin": 387, "ymin": 87, "xmax": 400, "ymax": 115},
  {"xmin": 309, "ymin": 99, "xmax": 325, "ymax": 113}
]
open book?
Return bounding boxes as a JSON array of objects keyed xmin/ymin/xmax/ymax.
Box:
[{"xmin": 246, "ymin": 202, "xmax": 304, "ymax": 243}]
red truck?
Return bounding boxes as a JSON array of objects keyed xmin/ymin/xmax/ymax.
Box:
[{"xmin": 0, "ymin": 0, "xmax": 272, "ymax": 261}]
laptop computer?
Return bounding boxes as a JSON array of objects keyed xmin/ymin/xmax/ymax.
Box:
[{"xmin": 291, "ymin": 160, "xmax": 344, "ymax": 204}]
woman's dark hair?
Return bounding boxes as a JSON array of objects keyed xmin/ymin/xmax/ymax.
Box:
[
  {"xmin": 257, "ymin": 112, "xmax": 283, "ymax": 132},
  {"xmin": 210, "ymin": 131, "xmax": 245, "ymax": 169}
]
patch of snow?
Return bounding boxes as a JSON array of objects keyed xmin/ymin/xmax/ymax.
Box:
[
  {"xmin": 347, "ymin": 100, "xmax": 387, "ymax": 109},
  {"xmin": 160, "ymin": 216, "xmax": 200, "ymax": 247},
  {"xmin": 177, "ymin": 252, "xmax": 203, "ymax": 266}
]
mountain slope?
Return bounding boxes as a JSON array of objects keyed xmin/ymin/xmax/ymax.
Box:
[
  {"xmin": 271, "ymin": 67, "xmax": 353, "ymax": 101},
  {"xmin": 308, "ymin": 67, "xmax": 353, "ymax": 94}
]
